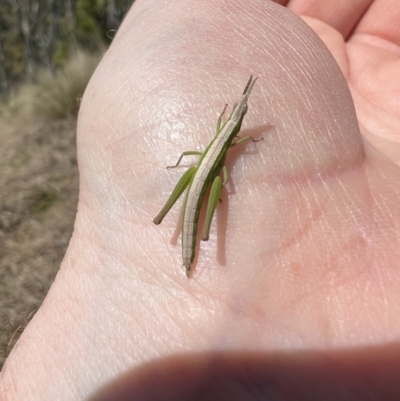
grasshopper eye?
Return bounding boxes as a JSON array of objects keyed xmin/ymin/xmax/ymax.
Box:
[{"xmin": 243, "ymin": 103, "xmax": 248, "ymax": 115}]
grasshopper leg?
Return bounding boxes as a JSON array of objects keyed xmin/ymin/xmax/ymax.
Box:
[
  {"xmin": 201, "ymin": 175, "xmax": 222, "ymax": 241},
  {"xmin": 216, "ymin": 104, "xmax": 228, "ymax": 133},
  {"xmin": 167, "ymin": 151, "xmax": 202, "ymax": 169},
  {"xmin": 153, "ymin": 166, "xmax": 196, "ymax": 225},
  {"xmin": 231, "ymin": 135, "xmax": 264, "ymax": 147},
  {"xmin": 201, "ymin": 165, "xmax": 228, "ymax": 240}
]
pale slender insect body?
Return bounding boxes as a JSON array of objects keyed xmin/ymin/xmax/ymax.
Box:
[
  {"xmin": 182, "ymin": 136, "xmax": 228, "ymax": 268},
  {"xmin": 153, "ymin": 76, "xmax": 261, "ymax": 277}
]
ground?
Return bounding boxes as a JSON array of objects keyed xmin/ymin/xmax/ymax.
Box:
[{"xmin": 0, "ymin": 117, "xmax": 78, "ymax": 369}]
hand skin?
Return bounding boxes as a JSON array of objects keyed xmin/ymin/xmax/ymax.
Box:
[{"xmin": 2, "ymin": 0, "xmax": 400, "ymax": 400}]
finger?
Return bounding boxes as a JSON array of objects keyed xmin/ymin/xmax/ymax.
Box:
[
  {"xmin": 353, "ymin": 0, "xmax": 400, "ymax": 46},
  {"xmin": 287, "ymin": 0, "xmax": 373, "ymax": 39},
  {"xmin": 89, "ymin": 350, "xmax": 400, "ymax": 401},
  {"xmin": 301, "ymin": 17, "xmax": 350, "ymax": 79},
  {"xmin": 271, "ymin": 0, "xmax": 289, "ymax": 5}
]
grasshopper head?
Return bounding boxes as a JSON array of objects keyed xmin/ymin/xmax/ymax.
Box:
[{"xmin": 232, "ymin": 75, "xmax": 257, "ymax": 121}]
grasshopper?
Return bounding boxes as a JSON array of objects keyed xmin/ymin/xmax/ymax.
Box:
[{"xmin": 153, "ymin": 75, "xmax": 261, "ymax": 276}]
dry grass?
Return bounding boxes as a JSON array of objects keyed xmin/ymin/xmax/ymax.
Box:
[
  {"xmin": 0, "ymin": 117, "xmax": 79, "ymax": 369},
  {"xmin": 0, "ymin": 48, "xmax": 101, "ymax": 369},
  {"xmin": 1, "ymin": 48, "xmax": 102, "ymax": 121}
]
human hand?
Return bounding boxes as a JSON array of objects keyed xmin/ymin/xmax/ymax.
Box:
[{"xmin": 1, "ymin": 1, "xmax": 400, "ymax": 400}]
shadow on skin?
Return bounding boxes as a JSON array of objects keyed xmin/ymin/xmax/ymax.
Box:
[{"xmin": 88, "ymin": 344, "xmax": 400, "ymax": 401}]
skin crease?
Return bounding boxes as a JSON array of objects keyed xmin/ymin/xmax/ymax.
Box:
[{"xmin": 1, "ymin": 0, "xmax": 400, "ymax": 400}]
